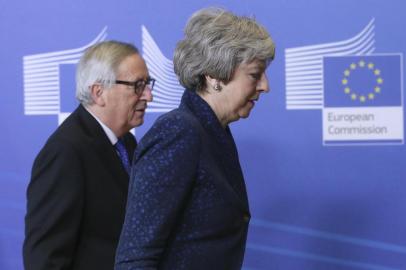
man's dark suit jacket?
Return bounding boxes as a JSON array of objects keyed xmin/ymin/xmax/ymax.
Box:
[
  {"xmin": 23, "ymin": 104, "xmax": 136, "ymax": 270},
  {"xmin": 115, "ymin": 90, "xmax": 251, "ymax": 270}
]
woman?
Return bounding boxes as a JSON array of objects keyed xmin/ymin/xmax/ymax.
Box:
[{"xmin": 115, "ymin": 7, "xmax": 275, "ymax": 270}]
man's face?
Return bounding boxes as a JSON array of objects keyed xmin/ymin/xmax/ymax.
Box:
[{"xmin": 103, "ymin": 53, "xmax": 153, "ymax": 136}]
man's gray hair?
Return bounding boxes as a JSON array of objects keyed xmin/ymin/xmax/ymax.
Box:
[
  {"xmin": 174, "ymin": 7, "xmax": 275, "ymax": 92},
  {"xmin": 76, "ymin": 40, "xmax": 139, "ymax": 106}
]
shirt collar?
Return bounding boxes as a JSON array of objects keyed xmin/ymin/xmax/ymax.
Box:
[{"xmin": 85, "ymin": 107, "xmax": 118, "ymax": 145}]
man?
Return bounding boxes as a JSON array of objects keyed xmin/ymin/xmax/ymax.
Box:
[{"xmin": 23, "ymin": 40, "xmax": 153, "ymax": 270}]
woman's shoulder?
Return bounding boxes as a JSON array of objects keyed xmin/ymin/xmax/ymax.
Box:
[
  {"xmin": 154, "ymin": 108, "xmax": 201, "ymax": 132},
  {"xmin": 139, "ymin": 108, "xmax": 202, "ymax": 144}
]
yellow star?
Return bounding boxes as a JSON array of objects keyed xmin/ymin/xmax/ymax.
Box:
[
  {"xmin": 360, "ymin": 96, "xmax": 366, "ymax": 102},
  {"xmin": 351, "ymin": 93, "xmax": 357, "ymax": 100},
  {"xmin": 375, "ymin": 86, "xmax": 381, "ymax": 93},
  {"xmin": 374, "ymin": 69, "xmax": 381, "ymax": 75},
  {"xmin": 342, "ymin": 78, "xmax": 348, "ymax": 85},
  {"xmin": 359, "ymin": 60, "xmax": 366, "ymax": 67},
  {"xmin": 368, "ymin": 63, "xmax": 374, "ymax": 69},
  {"xmin": 368, "ymin": 93, "xmax": 375, "ymax": 99},
  {"xmin": 377, "ymin": 78, "xmax": 383, "ymax": 84},
  {"xmin": 344, "ymin": 87, "xmax": 351, "ymax": 94},
  {"xmin": 350, "ymin": 63, "xmax": 357, "ymax": 70},
  {"xmin": 344, "ymin": 69, "xmax": 350, "ymax": 76}
]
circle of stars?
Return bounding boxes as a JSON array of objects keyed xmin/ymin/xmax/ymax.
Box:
[{"xmin": 341, "ymin": 60, "xmax": 383, "ymax": 103}]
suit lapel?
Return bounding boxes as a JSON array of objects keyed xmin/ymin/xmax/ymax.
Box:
[
  {"xmin": 76, "ymin": 105, "xmax": 129, "ymax": 189},
  {"xmin": 219, "ymin": 127, "xmax": 249, "ymax": 210},
  {"xmin": 206, "ymin": 127, "xmax": 250, "ymax": 213}
]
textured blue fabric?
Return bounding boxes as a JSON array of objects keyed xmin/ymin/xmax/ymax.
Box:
[
  {"xmin": 115, "ymin": 139, "xmax": 130, "ymax": 175},
  {"xmin": 115, "ymin": 90, "xmax": 250, "ymax": 270}
]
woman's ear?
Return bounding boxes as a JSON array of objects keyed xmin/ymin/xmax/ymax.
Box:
[{"xmin": 204, "ymin": 75, "xmax": 222, "ymax": 92}]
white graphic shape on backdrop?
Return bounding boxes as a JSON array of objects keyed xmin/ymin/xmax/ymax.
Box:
[
  {"xmin": 23, "ymin": 25, "xmax": 184, "ymax": 126},
  {"xmin": 285, "ymin": 19, "xmax": 375, "ymax": 110},
  {"xmin": 141, "ymin": 25, "xmax": 184, "ymax": 112},
  {"xmin": 23, "ymin": 27, "xmax": 108, "ymax": 124}
]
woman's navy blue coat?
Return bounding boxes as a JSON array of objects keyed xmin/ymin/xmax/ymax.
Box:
[{"xmin": 115, "ymin": 90, "xmax": 251, "ymax": 270}]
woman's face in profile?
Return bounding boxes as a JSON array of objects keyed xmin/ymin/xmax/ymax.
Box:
[{"xmin": 220, "ymin": 60, "xmax": 270, "ymax": 122}]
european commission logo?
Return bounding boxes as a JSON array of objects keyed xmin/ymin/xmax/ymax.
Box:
[
  {"xmin": 22, "ymin": 26, "xmax": 183, "ymax": 125},
  {"xmin": 285, "ymin": 19, "xmax": 404, "ymax": 146}
]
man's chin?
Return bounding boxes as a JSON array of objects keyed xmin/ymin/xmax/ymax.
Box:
[
  {"xmin": 129, "ymin": 118, "xmax": 144, "ymax": 129},
  {"xmin": 240, "ymin": 113, "xmax": 250, "ymax": 119}
]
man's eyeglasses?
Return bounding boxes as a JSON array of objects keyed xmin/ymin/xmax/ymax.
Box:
[{"xmin": 115, "ymin": 77, "xmax": 156, "ymax": 95}]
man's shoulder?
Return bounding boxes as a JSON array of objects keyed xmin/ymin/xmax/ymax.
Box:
[
  {"xmin": 42, "ymin": 107, "xmax": 95, "ymax": 151},
  {"xmin": 50, "ymin": 112, "xmax": 83, "ymax": 141}
]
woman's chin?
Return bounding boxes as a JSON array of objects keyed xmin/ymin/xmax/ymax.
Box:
[{"xmin": 238, "ymin": 109, "xmax": 252, "ymax": 119}]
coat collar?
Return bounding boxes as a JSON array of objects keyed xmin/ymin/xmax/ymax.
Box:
[
  {"xmin": 180, "ymin": 90, "xmax": 250, "ymax": 213},
  {"xmin": 179, "ymin": 89, "xmax": 229, "ymax": 143}
]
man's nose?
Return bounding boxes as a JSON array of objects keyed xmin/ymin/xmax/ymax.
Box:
[{"xmin": 142, "ymin": 86, "xmax": 153, "ymax": 102}]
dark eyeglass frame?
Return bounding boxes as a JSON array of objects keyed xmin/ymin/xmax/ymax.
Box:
[{"xmin": 115, "ymin": 77, "xmax": 155, "ymax": 95}]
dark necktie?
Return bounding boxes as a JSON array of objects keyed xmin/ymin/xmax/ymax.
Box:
[{"xmin": 115, "ymin": 138, "xmax": 130, "ymax": 174}]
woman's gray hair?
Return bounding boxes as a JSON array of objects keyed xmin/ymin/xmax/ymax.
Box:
[
  {"xmin": 174, "ymin": 7, "xmax": 275, "ymax": 92},
  {"xmin": 76, "ymin": 40, "xmax": 139, "ymax": 106}
]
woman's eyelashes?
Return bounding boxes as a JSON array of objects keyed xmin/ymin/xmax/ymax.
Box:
[{"xmin": 250, "ymin": 72, "xmax": 262, "ymax": 81}]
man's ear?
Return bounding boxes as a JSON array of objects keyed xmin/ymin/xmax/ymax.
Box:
[{"xmin": 90, "ymin": 84, "xmax": 106, "ymax": 106}]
